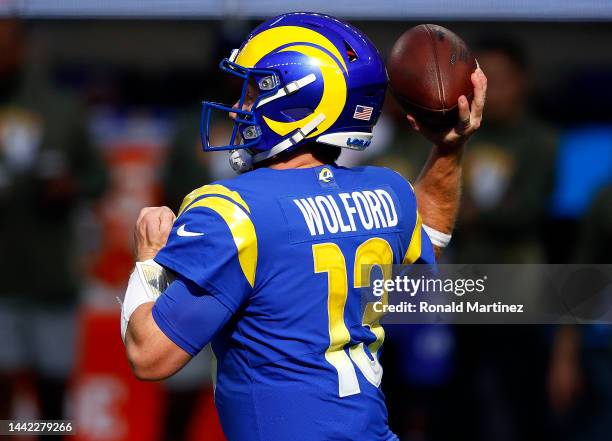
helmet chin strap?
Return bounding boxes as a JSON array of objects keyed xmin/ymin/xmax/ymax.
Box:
[
  {"xmin": 253, "ymin": 113, "xmax": 327, "ymax": 163},
  {"xmin": 229, "ymin": 113, "xmax": 326, "ymax": 173}
]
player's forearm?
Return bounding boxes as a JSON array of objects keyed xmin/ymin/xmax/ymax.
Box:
[
  {"xmin": 414, "ymin": 144, "xmax": 465, "ymax": 252},
  {"xmin": 125, "ymin": 303, "xmax": 164, "ymax": 380},
  {"xmin": 125, "ymin": 303, "xmax": 180, "ymax": 380},
  {"xmin": 125, "ymin": 299, "xmax": 192, "ymax": 381},
  {"xmin": 408, "ymin": 68, "xmax": 486, "ymax": 255}
]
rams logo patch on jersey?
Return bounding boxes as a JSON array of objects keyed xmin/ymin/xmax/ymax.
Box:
[{"xmin": 317, "ymin": 166, "xmax": 337, "ymax": 188}]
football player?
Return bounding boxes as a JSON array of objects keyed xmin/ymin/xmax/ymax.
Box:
[{"xmin": 121, "ymin": 13, "xmax": 486, "ymax": 441}]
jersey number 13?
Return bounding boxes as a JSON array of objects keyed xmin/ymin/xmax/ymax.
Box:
[{"xmin": 313, "ymin": 237, "xmax": 393, "ymax": 397}]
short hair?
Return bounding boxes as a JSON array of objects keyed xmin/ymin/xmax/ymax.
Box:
[
  {"xmin": 306, "ymin": 143, "xmax": 342, "ymax": 164},
  {"xmin": 474, "ymin": 37, "xmax": 528, "ymax": 71},
  {"xmin": 259, "ymin": 142, "xmax": 342, "ymax": 167}
]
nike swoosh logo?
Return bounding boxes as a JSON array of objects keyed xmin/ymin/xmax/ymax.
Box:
[{"xmin": 177, "ymin": 224, "xmax": 204, "ymax": 237}]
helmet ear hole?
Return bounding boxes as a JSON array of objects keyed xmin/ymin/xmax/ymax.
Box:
[{"xmin": 343, "ymin": 40, "xmax": 358, "ymax": 62}]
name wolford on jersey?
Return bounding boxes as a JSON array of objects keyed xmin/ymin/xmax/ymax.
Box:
[
  {"xmin": 293, "ymin": 188, "xmax": 399, "ymax": 236},
  {"xmin": 154, "ymin": 164, "xmax": 435, "ymax": 441}
]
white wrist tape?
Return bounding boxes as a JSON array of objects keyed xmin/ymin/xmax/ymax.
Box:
[
  {"xmin": 120, "ymin": 259, "xmax": 171, "ymax": 343},
  {"xmin": 422, "ymin": 224, "xmax": 453, "ymax": 248}
]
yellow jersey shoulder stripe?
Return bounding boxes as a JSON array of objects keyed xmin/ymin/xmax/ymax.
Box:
[
  {"xmin": 178, "ymin": 184, "xmax": 250, "ymax": 216},
  {"xmin": 180, "ymin": 186, "xmax": 257, "ymax": 288},
  {"xmin": 183, "ymin": 196, "xmax": 257, "ymax": 288}
]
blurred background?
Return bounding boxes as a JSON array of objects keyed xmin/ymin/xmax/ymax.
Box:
[{"xmin": 1, "ymin": 1, "xmax": 612, "ymax": 440}]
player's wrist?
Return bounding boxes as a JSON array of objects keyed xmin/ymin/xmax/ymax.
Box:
[
  {"xmin": 432, "ymin": 141, "xmax": 467, "ymax": 162},
  {"xmin": 135, "ymin": 248, "xmax": 160, "ymax": 262},
  {"xmin": 436, "ymin": 135, "xmax": 468, "ymax": 151},
  {"xmin": 423, "ymin": 224, "xmax": 452, "ymax": 248}
]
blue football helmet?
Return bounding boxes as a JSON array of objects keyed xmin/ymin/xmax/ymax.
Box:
[{"xmin": 201, "ymin": 12, "xmax": 388, "ymax": 172}]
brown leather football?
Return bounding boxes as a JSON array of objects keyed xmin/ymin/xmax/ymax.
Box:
[{"xmin": 388, "ymin": 24, "xmax": 477, "ymax": 129}]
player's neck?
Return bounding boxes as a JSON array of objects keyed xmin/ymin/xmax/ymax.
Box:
[{"xmin": 267, "ymin": 151, "xmax": 326, "ymax": 170}]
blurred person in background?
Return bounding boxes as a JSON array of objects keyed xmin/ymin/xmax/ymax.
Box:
[
  {"xmin": 0, "ymin": 18, "xmax": 106, "ymax": 427},
  {"xmin": 546, "ymin": 185, "xmax": 612, "ymax": 441},
  {"xmin": 454, "ymin": 37, "xmax": 557, "ymax": 264},
  {"xmin": 452, "ymin": 38, "xmax": 557, "ymax": 441}
]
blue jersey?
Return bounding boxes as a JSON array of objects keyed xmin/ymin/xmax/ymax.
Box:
[{"xmin": 154, "ymin": 164, "xmax": 435, "ymax": 441}]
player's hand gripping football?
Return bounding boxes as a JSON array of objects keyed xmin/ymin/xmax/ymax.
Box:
[
  {"xmin": 407, "ymin": 68, "xmax": 487, "ymax": 149},
  {"xmin": 134, "ymin": 206, "xmax": 176, "ymax": 261}
]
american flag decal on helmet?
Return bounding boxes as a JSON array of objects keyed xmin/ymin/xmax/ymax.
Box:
[{"xmin": 353, "ymin": 105, "xmax": 373, "ymax": 121}]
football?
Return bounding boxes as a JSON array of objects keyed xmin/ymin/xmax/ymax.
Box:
[{"xmin": 387, "ymin": 24, "xmax": 477, "ymax": 129}]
